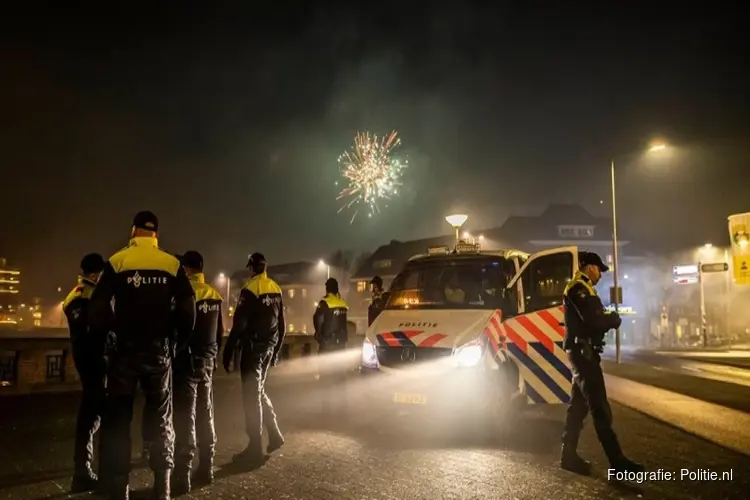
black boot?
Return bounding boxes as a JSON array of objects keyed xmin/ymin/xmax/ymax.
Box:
[
  {"xmin": 108, "ymin": 476, "xmax": 130, "ymax": 500},
  {"xmin": 267, "ymin": 431, "xmax": 285, "ymax": 454},
  {"xmin": 171, "ymin": 466, "xmax": 191, "ymax": 496},
  {"xmin": 560, "ymin": 445, "xmax": 592, "ymax": 476},
  {"xmin": 151, "ymin": 469, "xmax": 171, "ymax": 500},
  {"xmin": 192, "ymin": 456, "xmax": 214, "ymax": 486},
  {"xmin": 71, "ymin": 463, "xmax": 99, "ymax": 493},
  {"xmin": 610, "ymin": 456, "xmax": 645, "ymax": 475},
  {"xmin": 232, "ymin": 443, "xmax": 268, "ymax": 470}
]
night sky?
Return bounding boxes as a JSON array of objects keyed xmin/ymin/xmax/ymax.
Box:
[{"xmin": 2, "ymin": 4, "xmax": 749, "ymax": 297}]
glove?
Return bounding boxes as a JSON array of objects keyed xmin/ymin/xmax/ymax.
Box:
[{"xmin": 611, "ymin": 313, "xmax": 622, "ymax": 329}]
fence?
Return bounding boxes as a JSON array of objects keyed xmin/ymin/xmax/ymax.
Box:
[{"xmin": 0, "ymin": 324, "xmax": 363, "ymax": 396}]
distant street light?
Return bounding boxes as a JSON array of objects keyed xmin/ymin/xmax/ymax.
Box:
[
  {"xmin": 318, "ymin": 259, "xmax": 330, "ymax": 280},
  {"xmin": 478, "ymin": 234, "xmax": 485, "ymax": 242},
  {"xmin": 445, "ymin": 214, "xmax": 468, "ymax": 243},
  {"xmin": 217, "ymin": 272, "xmax": 230, "ymax": 307},
  {"xmin": 610, "ymin": 142, "xmax": 668, "ymax": 364}
]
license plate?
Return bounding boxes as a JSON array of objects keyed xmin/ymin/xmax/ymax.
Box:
[{"xmin": 393, "ymin": 392, "xmax": 428, "ymax": 405}]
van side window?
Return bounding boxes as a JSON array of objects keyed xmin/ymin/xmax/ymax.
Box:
[{"xmin": 521, "ymin": 252, "xmax": 574, "ymax": 313}]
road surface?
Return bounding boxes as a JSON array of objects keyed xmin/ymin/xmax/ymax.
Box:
[{"xmin": 0, "ymin": 372, "xmax": 748, "ymax": 500}]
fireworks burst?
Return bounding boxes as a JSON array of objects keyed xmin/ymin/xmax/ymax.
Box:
[{"xmin": 336, "ymin": 130, "xmax": 408, "ymax": 224}]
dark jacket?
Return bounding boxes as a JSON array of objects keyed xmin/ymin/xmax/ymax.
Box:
[
  {"xmin": 367, "ymin": 291, "xmax": 389, "ymax": 326},
  {"xmin": 188, "ymin": 273, "xmax": 224, "ymax": 358},
  {"xmin": 89, "ymin": 236, "xmax": 196, "ymax": 355},
  {"xmin": 224, "ymin": 271, "xmax": 286, "ymax": 361},
  {"xmin": 313, "ymin": 293, "xmax": 349, "ymax": 346},
  {"xmin": 562, "ymin": 271, "xmax": 621, "ymax": 351}
]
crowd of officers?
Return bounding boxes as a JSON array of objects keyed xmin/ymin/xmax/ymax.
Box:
[{"xmin": 62, "ymin": 211, "xmax": 389, "ymax": 500}]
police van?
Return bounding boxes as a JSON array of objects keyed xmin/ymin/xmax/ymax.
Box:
[{"xmin": 361, "ymin": 242, "xmax": 578, "ymax": 426}]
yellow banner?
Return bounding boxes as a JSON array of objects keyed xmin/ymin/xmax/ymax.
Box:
[{"xmin": 728, "ymin": 212, "xmax": 750, "ymax": 285}]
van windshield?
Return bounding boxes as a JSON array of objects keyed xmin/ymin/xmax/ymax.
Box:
[{"xmin": 385, "ymin": 258, "xmax": 515, "ymax": 310}]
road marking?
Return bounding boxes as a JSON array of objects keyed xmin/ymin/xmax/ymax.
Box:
[{"xmin": 606, "ymin": 374, "xmax": 750, "ymax": 457}]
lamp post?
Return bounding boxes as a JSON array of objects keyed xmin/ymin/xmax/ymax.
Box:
[
  {"xmin": 610, "ymin": 143, "xmax": 666, "ymax": 364},
  {"xmin": 318, "ymin": 259, "xmax": 330, "ymax": 280},
  {"xmin": 218, "ymin": 272, "xmax": 230, "ymax": 301},
  {"xmin": 445, "ymin": 214, "xmax": 468, "ymax": 244}
]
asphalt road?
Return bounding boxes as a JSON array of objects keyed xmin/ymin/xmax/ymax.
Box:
[{"xmin": 0, "ymin": 373, "xmax": 748, "ymax": 500}]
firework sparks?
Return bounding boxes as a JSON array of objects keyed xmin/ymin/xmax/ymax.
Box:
[{"xmin": 336, "ymin": 130, "xmax": 407, "ymax": 223}]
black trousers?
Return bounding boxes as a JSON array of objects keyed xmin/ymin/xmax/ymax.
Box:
[
  {"xmin": 102, "ymin": 351, "xmax": 174, "ymax": 478},
  {"xmin": 239, "ymin": 343, "xmax": 281, "ymax": 453},
  {"xmin": 562, "ymin": 349, "xmax": 623, "ymax": 463},
  {"xmin": 72, "ymin": 350, "xmax": 106, "ymax": 472},
  {"xmin": 318, "ymin": 343, "xmax": 348, "ymax": 414},
  {"xmin": 174, "ymin": 355, "xmax": 217, "ymax": 471}
]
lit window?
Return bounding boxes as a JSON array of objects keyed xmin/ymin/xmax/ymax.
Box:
[
  {"xmin": 302, "ymin": 289, "xmax": 307, "ymax": 298},
  {"xmin": 357, "ymin": 281, "xmax": 367, "ymax": 292},
  {"xmin": 288, "ymin": 323, "xmax": 295, "ymax": 332},
  {"xmin": 288, "ymin": 289, "xmax": 295, "ymax": 299},
  {"xmin": 302, "ymin": 324, "xmax": 307, "ymax": 333}
]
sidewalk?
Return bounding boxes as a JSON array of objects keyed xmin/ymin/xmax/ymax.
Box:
[{"xmin": 605, "ymin": 373, "xmax": 750, "ymax": 457}]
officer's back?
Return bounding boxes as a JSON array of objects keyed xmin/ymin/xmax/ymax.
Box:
[
  {"xmin": 314, "ymin": 278, "xmax": 349, "ymax": 348},
  {"xmin": 239, "ymin": 265, "xmax": 283, "ymax": 346},
  {"xmin": 181, "ymin": 251, "xmax": 223, "ymax": 357},
  {"xmin": 90, "ymin": 212, "xmax": 195, "ymax": 351}
]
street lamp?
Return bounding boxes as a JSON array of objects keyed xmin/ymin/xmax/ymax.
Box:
[
  {"xmin": 445, "ymin": 214, "xmax": 468, "ymax": 243},
  {"xmin": 610, "ymin": 142, "xmax": 667, "ymax": 364},
  {"xmin": 318, "ymin": 259, "xmax": 330, "ymax": 280}
]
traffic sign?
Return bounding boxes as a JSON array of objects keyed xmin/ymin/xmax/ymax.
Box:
[
  {"xmin": 674, "ymin": 276, "xmax": 698, "ymax": 285},
  {"xmin": 700, "ymin": 262, "xmax": 729, "ymax": 273},
  {"xmin": 609, "ymin": 286, "xmax": 623, "ymax": 304},
  {"xmin": 673, "ymin": 264, "xmax": 699, "ymax": 285},
  {"xmin": 673, "ymin": 264, "xmax": 698, "ymax": 276}
]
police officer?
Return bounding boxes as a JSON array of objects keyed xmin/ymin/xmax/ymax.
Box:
[
  {"xmin": 223, "ymin": 252, "xmax": 285, "ymax": 468},
  {"xmin": 90, "ymin": 211, "xmax": 196, "ymax": 500},
  {"xmin": 63, "ymin": 253, "xmax": 107, "ymax": 493},
  {"xmin": 367, "ymin": 276, "xmax": 388, "ymax": 326},
  {"xmin": 172, "ymin": 251, "xmax": 223, "ymax": 494},
  {"xmin": 313, "ymin": 278, "xmax": 349, "ymax": 415},
  {"xmin": 560, "ymin": 251, "xmax": 644, "ymax": 475}
]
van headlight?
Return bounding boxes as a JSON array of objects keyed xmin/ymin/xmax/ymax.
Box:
[
  {"xmin": 362, "ymin": 338, "xmax": 379, "ymax": 368},
  {"xmin": 454, "ymin": 343, "xmax": 483, "ymax": 368}
]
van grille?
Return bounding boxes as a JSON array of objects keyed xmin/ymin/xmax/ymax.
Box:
[{"xmin": 376, "ymin": 346, "xmax": 453, "ymax": 368}]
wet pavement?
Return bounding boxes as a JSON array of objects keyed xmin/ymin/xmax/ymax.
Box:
[{"xmin": 0, "ymin": 372, "xmax": 749, "ymax": 500}]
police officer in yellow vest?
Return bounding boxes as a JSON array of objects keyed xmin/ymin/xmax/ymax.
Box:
[
  {"xmin": 561, "ymin": 251, "xmax": 644, "ymax": 476},
  {"xmin": 63, "ymin": 253, "xmax": 107, "ymax": 493},
  {"xmin": 171, "ymin": 251, "xmax": 224, "ymax": 494},
  {"xmin": 90, "ymin": 211, "xmax": 196, "ymax": 500},
  {"xmin": 367, "ymin": 276, "xmax": 389, "ymax": 326},
  {"xmin": 313, "ymin": 278, "xmax": 349, "ymax": 415},
  {"xmin": 223, "ymin": 252, "xmax": 285, "ymax": 468}
]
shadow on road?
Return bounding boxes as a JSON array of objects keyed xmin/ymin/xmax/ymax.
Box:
[{"xmin": 0, "ymin": 468, "xmax": 71, "ymax": 490}]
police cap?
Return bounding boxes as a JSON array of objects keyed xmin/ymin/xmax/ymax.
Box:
[
  {"xmin": 80, "ymin": 253, "xmax": 105, "ymax": 274},
  {"xmin": 579, "ymin": 251, "xmax": 609, "ymax": 272},
  {"xmin": 181, "ymin": 250, "xmax": 204, "ymax": 271},
  {"xmin": 132, "ymin": 210, "xmax": 159, "ymax": 232},
  {"xmin": 247, "ymin": 252, "xmax": 267, "ymax": 271}
]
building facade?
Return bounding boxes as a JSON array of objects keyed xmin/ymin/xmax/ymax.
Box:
[{"xmin": 0, "ymin": 258, "xmax": 22, "ymax": 326}]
